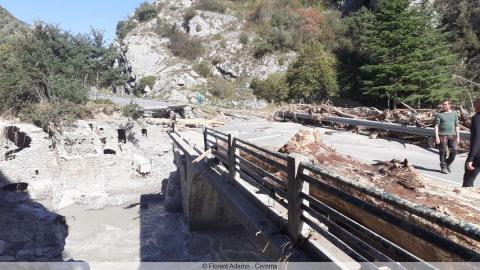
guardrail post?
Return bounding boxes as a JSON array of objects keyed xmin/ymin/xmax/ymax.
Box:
[
  {"xmin": 228, "ymin": 134, "xmax": 237, "ymax": 184},
  {"xmin": 287, "ymin": 155, "xmax": 303, "ymax": 244},
  {"xmin": 203, "ymin": 126, "xmax": 208, "ymax": 151}
]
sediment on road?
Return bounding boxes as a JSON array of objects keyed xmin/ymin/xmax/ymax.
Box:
[
  {"xmin": 230, "ymin": 127, "xmax": 480, "ymax": 261},
  {"xmin": 279, "ymin": 129, "xmax": 480, "ymax": 261}
]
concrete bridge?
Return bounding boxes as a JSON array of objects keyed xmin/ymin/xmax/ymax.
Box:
[{"xmin": 168, "ymin": 128, "xmax": 480, "ymax": 266}]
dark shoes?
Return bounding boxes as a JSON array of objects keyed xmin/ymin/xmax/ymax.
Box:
[{"xmin": 441, "ymin": 164, "xmax": 452, "ymax": 174}]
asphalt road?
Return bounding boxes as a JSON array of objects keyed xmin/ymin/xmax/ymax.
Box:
[
  {"xmin": 94, "ymin": 94, "xmax": 474, "ymax": 187},
  {"xmin": 93, "ymin": 94, "xmax": 172, "ymax": 110},
  {"xmin": 217, "ymin": 119, "xmax": 476, "ymax": 187}
]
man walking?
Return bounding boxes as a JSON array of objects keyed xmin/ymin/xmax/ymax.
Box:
[
  {"xmin": 434, "ymin": 100, "xmax": 460, "ymax": 174},
  {"xmin": 463, "ymin": 98, "xmax": 480, "ymax": 187}
]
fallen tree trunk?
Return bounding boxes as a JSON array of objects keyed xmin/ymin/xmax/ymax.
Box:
[
  {"xmin": 277, "ymin": 103, "xmax": 473, "ymax": 129},
  {"xmin": 145, "ymin": 118, "xmax": 224, "ymax": 127}
]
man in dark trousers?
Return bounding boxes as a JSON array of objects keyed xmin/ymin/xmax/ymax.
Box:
[
  {"xmin": 463, "ymin": 98, "xmax": 480, "ymax": 187},
  {"xmin": 434, "ymin": 100, "xmax": 460, "ymax": 174}
]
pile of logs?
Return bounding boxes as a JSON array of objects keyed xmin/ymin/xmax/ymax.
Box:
[{"xmin": 280, "ymin": 103, "xmax": 473, "ymax": 130}]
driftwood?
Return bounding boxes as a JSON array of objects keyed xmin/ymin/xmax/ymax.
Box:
[{"xmin": 279, "ymin": 103, "xmax": 473, "ymax": 129}]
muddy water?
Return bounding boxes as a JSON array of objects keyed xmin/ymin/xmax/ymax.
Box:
[{"xmin": 58, "ymin": 199, "xmax": 269, "ymax": 262}]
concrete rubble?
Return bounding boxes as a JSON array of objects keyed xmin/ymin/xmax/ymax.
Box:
[{"xmin": 0, "ymin": 111, "xmax": 267, "ymax": 262}]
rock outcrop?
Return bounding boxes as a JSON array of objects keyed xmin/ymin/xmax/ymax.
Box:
[{"xmin": 116, "ymin": 0, "xmax": 295, "ymax": 106}]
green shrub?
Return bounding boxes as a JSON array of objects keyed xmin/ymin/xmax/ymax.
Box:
[
  {"xmin": 249, "ymin": 2, "xmax": 274, "ymax": 24},
  {"xmin": 195, "ymin": 24, "xmax": 202, "ymax": 32},
  {"xmin": 122, "ymin": 101, "xmax": 142, "ymax": 120},
  {"xmin": 220, "ymin": 38, "xmax": 227, "ymax": 48},
  {"xmin": 48, "ymin": 75, "xmax": 89, "ymax": 104},
  {"xmin": 155, "ymin": 18, "xmax": 178, "ymax": 38},
  {"xmin": 19, "ymin": 101, "xmax": 92, "ymax": 131},
  {"xmin": 139, "ymin": 75, "xmax": 156, "ymax": 91},
  {"xmin": 0, "ymin": 23, "xmax": 124, "ymax": 115},
  {"xmin": 168, "ymin": 32, "xmax": 203, "ymax": 60},
  {"xmin": 183, "ymin": 8, "xmax": 197, "ymax": 32},
  {"xmin": 195, "ymin": 0, "xmax": 226, "ymax": 13},
  {"xmin": 271, "ymin": 9, "xmax": 301, "ymax": 30},
  {"xmin": 267, "ymin": 27, "xmax": 296, "ymax": 51},
  {"xmin": 211, "ymin": 33, "xmax": 224, "ymax": 40},
  {"xmin": 183, "ymin": 8, "xmax": 197, "ymax": 22},
  {"xmin": 250, "ymin": 73, "xmax": 289, "ymax": 102},
  {"xmin": 193, "ymin": 61, "xmax": 211, "ymax": 78},
  {"xmin": 210, "ymin": 55, "xmax": 223, "ymax": 65},
  {"xmin": 116, "ymin": 19, "xmax": 138, "ymax": 40},
  {"xmin": 135, "ymin": 2, "xmax": 158, "ymax": 22},
  {"xmin": 207, "ymin": 78, "xmax": 236, "ymax": 99},
  {"xmin": 253, "ymin": 41, "xmax": 274, "ymax": 59},
  {"xmin": 239, "ymin": 32, "xmax": 249, "ymax": 45}
]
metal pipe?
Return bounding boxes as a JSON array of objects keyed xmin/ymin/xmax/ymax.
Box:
[
  {"xmin": 300, "ymin": 172, "xmax": 480, "ymax": 261},
  {"xmin": 234, "ymin": 141, "xmax": 288, "ymax": 171},
  {"xmin": 235, "ymin": 137, "xmax": 289, "ymax": 161},
  {"xmin": 300, "ymin": 193, "xmax": 425, "ymax": 263},
  {"xmin": 301, "ymin": 205, "xmax": 398, "ymax": 264},
  {"xmin": 206, "ymin": 127, "xmax": 228, "ymax": 137},
  {"xmin": 236, "ymin": 154, "xmax": 286, "ymax": 188}
]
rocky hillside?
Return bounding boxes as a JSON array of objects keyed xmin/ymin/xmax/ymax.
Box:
[
  {"xmin": 0, "ymin": 5, "xmax": 28, "ymax": 44},
  {"xmin": 115, "ymin": 0, "xmax": 295, "ymax": 107}
]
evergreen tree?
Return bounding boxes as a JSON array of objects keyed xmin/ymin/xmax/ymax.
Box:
[
  {"xmin": 335, "ymin": 8, "xmax": 376, "ymax": 103},
  {"xmin": 360, "ymin": 0, "xmax": 459, "ymax": 108},
  {"xmin": 434, "ymin": 0, "xmax": 480, "ymax": 84}
]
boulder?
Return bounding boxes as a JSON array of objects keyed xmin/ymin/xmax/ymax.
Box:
[
  {"xmin": 144, "ymin": 85, "xmax": 152, "ymax": 93},
  {"xmin": 132, "ymin": 154, "xmax": 152, "ymax": 175},
  {"xmin": 166, "ymin": 90, "xmax": 189, "ymax": 103}
]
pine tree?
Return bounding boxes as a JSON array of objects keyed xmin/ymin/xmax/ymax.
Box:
[
  {"xmin": 434, "ymin": 0, "xmax": 480, "ymax": 84},
  {"xmin": 360, "ymin": 0, "xmax": 459, "ymax": 108}
]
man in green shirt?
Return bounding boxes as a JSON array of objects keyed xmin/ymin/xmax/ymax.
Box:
[{"xmin": 434, "ymin": 100, "xmax": 460, "ymax": 174}]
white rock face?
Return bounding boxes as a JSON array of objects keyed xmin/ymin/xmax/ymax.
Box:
[
  {"xmin": 123, "ymin": 34, "xmax": 171, "ymax": 78},
  {"xmin": 118, "ymin": 0, "xmax": 295, "ymax": 105},
  {"xmin": 189, "ymin": 11, "xmax": 238, "ymax": 38}
]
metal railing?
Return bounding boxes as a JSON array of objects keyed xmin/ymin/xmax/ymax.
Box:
[
  {"xmin": 203, "ymin": 127, "xmax": 480, "ymax": 264},
  {"xmin": 276, "ymin": 111, "xmax": 471, "ymax": 141}
]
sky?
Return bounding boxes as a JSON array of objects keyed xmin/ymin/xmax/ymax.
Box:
[{"xmin": 0, "ymin": 0, "xmax": 154, "ymax": 44}]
